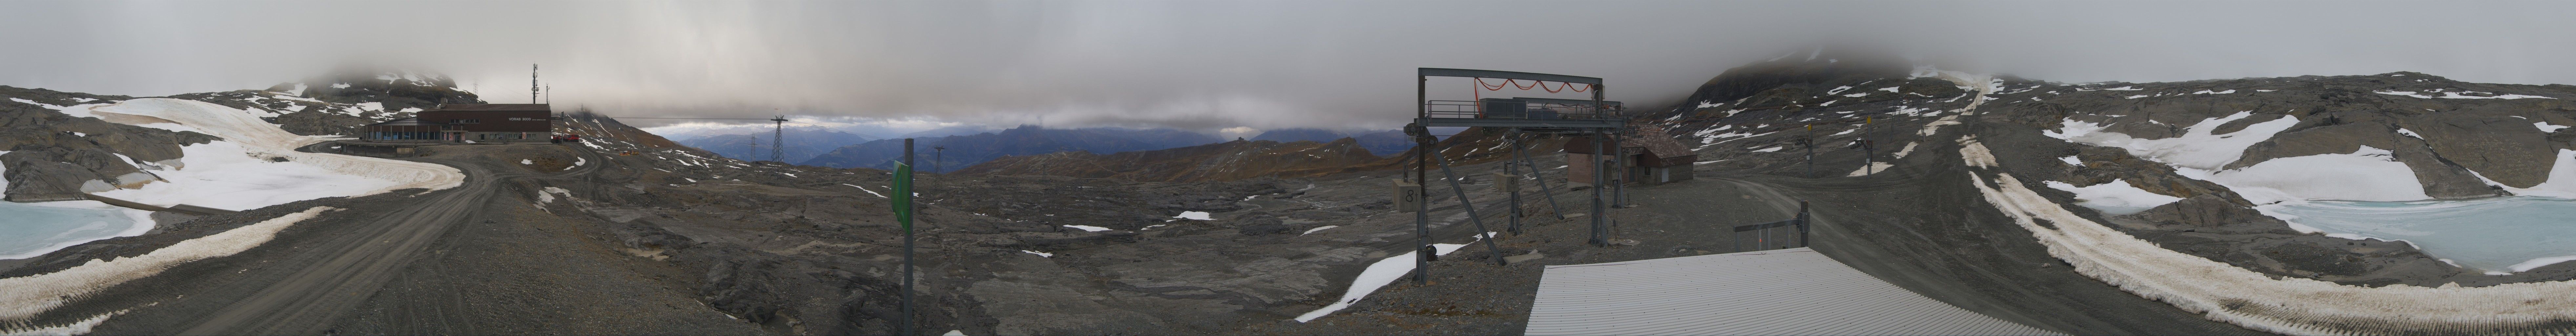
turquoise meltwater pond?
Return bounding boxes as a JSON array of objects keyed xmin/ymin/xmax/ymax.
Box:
[
  {"xmin": 0, "ymin": 200, "xmax": 149, "ymax": 259},
  {"xmin": 2269, "ymin": 197, "xmax": 2576, "ymax": 273}
]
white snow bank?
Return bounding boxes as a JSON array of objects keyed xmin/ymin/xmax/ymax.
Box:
[
  {"xmin": 88, "ymin": 98, "xmax": 461, "ymax": 210},
  {"xmin": 1061, "ymin": 225, "xmax": 1112, "ymax": 232},
  {"xmin": 843, "ymin": 184, "xmax": 888, "ymax": 198},
  {"xmin": 1750, "ymin": 147, "xmax": 1782, "ymax": 153},
  {"xmin": 2537, "ymin": 122, "xmax": 2569, "ymax": 133},
  {"xmin": 1294, "ymin": 232, "xmax": 1492, "ymax": 323},
  {"xmin": 1174, "ymin": 211, "xmax": 1214, "ymax": 220},
  {"xmin": 2043, "ymin": 179, "xmax": 2184, "ymax": 215},
  {"xmin": 0, "ymin": 206, "xmax": 334, "ymax": 321},
  {"xmin": 90, "ymin": 140, "xmax": 403, "ymax": 211},
  {"xmin": 2044, "ymin": 111, "xmax": 2299, "ymax": 170},
  {"xmin": 2204, "ymin": 146, "xmax": 2427, "ymax": 203},
  {"xmin": 1963, "ymin": 137, "xmax": 2576, "ymax": 334}
]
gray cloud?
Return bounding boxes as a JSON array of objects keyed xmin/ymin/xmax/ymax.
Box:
[{"xmin": 4, "ymin": 1, "xmax": 2573, "ymax": 133}]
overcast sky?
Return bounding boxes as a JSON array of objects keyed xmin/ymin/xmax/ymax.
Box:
[{"xmin": 5, "ymin": 1, "xmax": 2573, "ymax": 135}]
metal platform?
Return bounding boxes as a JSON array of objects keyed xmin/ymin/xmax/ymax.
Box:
[
  {"xmin": 1416, "ymin": 68, "xmax": 1626, "ymax": 132},
  {"xmin": 1524, "ymin": 248, "xmax": 2057, "ymax": 336}
]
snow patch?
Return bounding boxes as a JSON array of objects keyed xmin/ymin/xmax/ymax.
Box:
[
  {"xmin": 1300, "ymin": 225, "xmax": 1339, "ymax": 235},
  {"xmin": 1061, "ymin": 225, "xmax": 1113, "ymax": 232},
  {"xmin": 1021, "ymin": 250, "xmax": 1053, "ymax": 258},
  {"xmin": 2043, "ymin": 179, "xmax": 2185, "ymax": 215},
  {"xmin": 2208, "ymin": 146, "xmax": 2427, "ymax": 203},
  {"xmin": 1174, "ymin": 211, "xmax": 1215, "ymax": 220},
  {"xmin": 2043, "ymin": 111, "xmax": 2298, "ymax": 170},
  {"xmin": 1294, "ymin": 232, "xmax": 1492, "ymax": 323}
]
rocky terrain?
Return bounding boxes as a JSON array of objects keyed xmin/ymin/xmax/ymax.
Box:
[{"xmin": 7, "ymin": 51, "xmax": 2576, "ymax": 335}]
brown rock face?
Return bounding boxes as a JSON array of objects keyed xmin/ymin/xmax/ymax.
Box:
[
  {"xmin": 2118, "ymin": 195, "xmax": 2293, "ymax": 235},
  {"xmin": 2409, "ymin": 113, "xmax": 2555, "ymax": 188}
]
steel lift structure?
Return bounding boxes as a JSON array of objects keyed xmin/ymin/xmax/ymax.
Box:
[{"xmin": 1403, "ymin": 68, "xmax": 1629, "ymax": 284}]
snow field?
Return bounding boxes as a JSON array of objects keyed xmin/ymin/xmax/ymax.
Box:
[
  {"xmin": 86, "ymin": 98, "xmax": 462, "ymax": 210},
  {"xmin": 2201, "ymin": 146, "xmax": 2427, "ymax": 203},
  {"xmin": 1963, "ymin": 137, "xmax": 2576, "ymax": 335},
  {"xmin": 0, "ymin": 206, "xmax": 335, "ymax": 322},
  {"xmin": 2044, "ymin": 111, "xmax": 2299, "ymax": 170}
]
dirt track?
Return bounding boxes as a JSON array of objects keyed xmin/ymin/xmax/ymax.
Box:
[{"xmin": 58, "ymin": 144, "xmax": 758, "ymax": 335}]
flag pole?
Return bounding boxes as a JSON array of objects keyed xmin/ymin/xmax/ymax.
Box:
[{"xmin": 898, "ymin": 138, "xmax": 916, "ymax": 335}]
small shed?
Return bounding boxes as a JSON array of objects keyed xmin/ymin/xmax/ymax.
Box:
[{"xmin": 1563, "ymin": 126, "xmax": 1696, "ymax": 186}]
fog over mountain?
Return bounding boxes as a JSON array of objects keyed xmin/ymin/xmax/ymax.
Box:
[{"xmin": 4, "ymin": 1, "xmax": 2575, "ymax": 133}]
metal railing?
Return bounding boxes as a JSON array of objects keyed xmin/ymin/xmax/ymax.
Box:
[
  {"xmin": 1423, "ymin": 100, "xmax": 1622, "ymax": 120},
  {"xmin": 1734, "ymin": 201, "xmax": 1811, "ymax": 252}
]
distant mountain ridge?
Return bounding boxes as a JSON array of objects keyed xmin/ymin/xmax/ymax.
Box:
[
  {"xmin": 677, "ymin": 128, "xmax": 877, "ymax": 163},
  {"xmin": 1249, "ymin": 128, "xmax": 1415, "ymax": 156},
  {"xmin": 798, "ymin": 125, "xmax": 1223, "ymax": 170}
]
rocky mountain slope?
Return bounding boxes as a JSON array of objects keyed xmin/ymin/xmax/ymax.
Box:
[
  {"xmin": 1250, "ymin": 128, "xmax": 1416, "ymax": 156},
  {"xmin": 798, "ymin": 125, "xmax": 1222, "ymax": 170},
  {"xmin": 1641, "ymin": 51, "xmax": 2576, "ymax": 333}
]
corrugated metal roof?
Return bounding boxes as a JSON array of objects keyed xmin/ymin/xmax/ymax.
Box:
[
  {"xmin": 426, "ymin": 103, "xmax": 550, "ymax": 112},
  {"xmin": 1525, "ymin": 247, "xmax": 2058, "ymax": 336}
]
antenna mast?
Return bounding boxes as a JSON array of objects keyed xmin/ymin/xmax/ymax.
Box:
[{"xmin": 530, "ymin": 64, "xmax": 540, "ymax": 104}]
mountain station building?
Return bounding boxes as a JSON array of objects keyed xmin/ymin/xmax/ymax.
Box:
[
  {"xmin": 360, "ymin": 103, "xmax": 553, "ymax": 142},
  {"xmin": 1563, "ymin": 126, "xmax": 1696, "ymax": 186}
]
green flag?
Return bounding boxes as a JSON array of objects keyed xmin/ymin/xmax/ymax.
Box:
[{"xmin": 892, "ymin": 161, "xmax": 913, "ymax": 230}]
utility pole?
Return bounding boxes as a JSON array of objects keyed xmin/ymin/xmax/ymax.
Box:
[
  {"xmin": 897, "ymin": 139, "xmax": 917, "ymax": 336},
  {"xmin": 769, "ymin": 115, "xmax": 788, "ymax": 162},
  {"xmin": 1863, "ymin": 117, "xmax": 1876, "ymax": 176}
]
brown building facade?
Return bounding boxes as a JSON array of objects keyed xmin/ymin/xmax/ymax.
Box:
[{"xmin": 361, "ymin": 103, "xmax": 554, "ymax": 142}]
